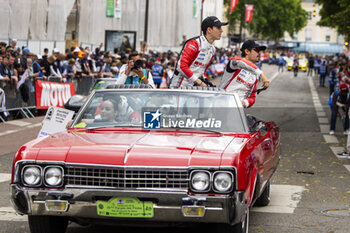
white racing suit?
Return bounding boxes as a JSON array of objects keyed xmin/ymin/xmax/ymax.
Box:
[
  {"xmin": 169, "ymin": 35, "xmax": 215, "ymax": 88},
  {"xmin": 219, "ymin": 57, "xmax": 263, "ymax": 108}
]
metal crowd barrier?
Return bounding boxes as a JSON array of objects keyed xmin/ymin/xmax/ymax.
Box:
[{"xmin": 0, "ymin": 76, "xmax": 96, "ymax": 122}]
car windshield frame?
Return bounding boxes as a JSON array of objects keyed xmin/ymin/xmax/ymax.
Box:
[{"xmin": 70, "ymin": 89, "xmax": 250, "ymax": 133}]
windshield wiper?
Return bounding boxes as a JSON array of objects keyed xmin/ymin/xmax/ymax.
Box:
[
  {"xmin": 85, "ymin": 123, "xmax": 141, "ymax": 130},
  {"xmin": 154, "ymin": 127, "xmax": 223, "ymax": 136}
]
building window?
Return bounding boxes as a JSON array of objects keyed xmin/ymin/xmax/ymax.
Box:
[
  {"xmin": 305, "ymin": 28, "xmax": 312, "ymax": 41},
  {"xmin": 326, "ymin": 29, "xmax": 331, "ymax": 42}
]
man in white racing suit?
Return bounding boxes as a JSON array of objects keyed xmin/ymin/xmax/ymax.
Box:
[
  {"xmin": 169, "ymin": 16, "xmax": 228, "ymax": 88},
  {"xmin": 220, "ymin": 40, "xmax": 270, "ymax": 108}
]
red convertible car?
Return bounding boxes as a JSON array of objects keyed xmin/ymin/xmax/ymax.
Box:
[{"xmin": 10, "ymin": 86, "xmax": 280, "ymax": 233}]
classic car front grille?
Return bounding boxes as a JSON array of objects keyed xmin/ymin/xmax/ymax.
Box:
[{"xmin": 65, "ymin": 167, "xmax": 189, "ymax": 190}]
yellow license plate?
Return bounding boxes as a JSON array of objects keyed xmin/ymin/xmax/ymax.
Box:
[{"xmin": 97, "ymin": 197, "xmax": 153, "ymax": 218}]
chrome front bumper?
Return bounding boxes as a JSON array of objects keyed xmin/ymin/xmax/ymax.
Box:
[{"xmin": 10, "ymin": 184, "xmax": 246, "ymax": 225}]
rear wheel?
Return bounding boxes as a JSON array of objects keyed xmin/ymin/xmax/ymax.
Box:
[
  {"xmin": 216, "ymin": 209, "xmax": 249, "ymax": 233},
  {"xmin": 254, "ymin": 180, "xmax": 270, "ymax": 207},
  {"xmin": 28, "ymin": 215, "xmax": 68, "ymax": 233}
]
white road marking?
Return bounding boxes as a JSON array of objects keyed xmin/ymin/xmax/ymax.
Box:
[
  {"xmin": 0, "ymin": 207, "xmax": 27, "ymax": 221},
  {"xmin": 0, "ymin": 122, "xmax": 41, "ymax": 137},
  {"xmin": 318, "ymin": 118, "xmax": 329, "ymax": 124},
  {"xmin": 5, "ymin": 120, "xmax": 31, "ymax": 127},
  {"xmin": 315, "ymin": 107, "xmax": 324, "ymax": 112},
  {"xmin": 323, "ymin": 135, "xmax": 339, "ymax": 144},
  {"xmin": 0, "ymin": 129, "xmax": 20, "ymax": 136},
  {"xmin": 320, "ymin": 125, "xmax": 330, "ymax": 134},
  {"xmin": 330, "ymin": 146, "xmax": 345, "ymax": 158},
  {"xmin": 316, "ymin": 111, "xmax": 326, "ymax": 117},
  {"xmin": 344, "ymin": 165, "xmax": 350, "ymax": 172},
  {"xmin": 26, "ymin": 123, "xmax": 41, "ymax": 128},
  {"xmin": 252, "ymin": 185, "xmax": 305, "ymax": 214},
  {"xmin": 0, "ymin": 173, "xmax": 11, "ymax": 183},
  {"xmin": 269, "ymin": 72, "xmax": 279, "ymax": 83}
]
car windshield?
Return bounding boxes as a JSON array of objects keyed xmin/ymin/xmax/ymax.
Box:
[
  {"xmin": 92, "ymin": 80, "xmax": 118, "ymax": 90},
  {"xmin": 72, "ymin": 90, "xmax": 248, "ymax": 133}
]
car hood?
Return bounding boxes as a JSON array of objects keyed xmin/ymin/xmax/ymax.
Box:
[{"xmin": 28, "ymin": 130, "xmax": 247, "ymax": 167}]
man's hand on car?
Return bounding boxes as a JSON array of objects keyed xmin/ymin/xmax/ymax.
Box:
[
  {"xmin": 194, "ymin": 78, "xmax": 207, "ymax": 87},
  {"xmin": 262, "ymin": 80, "xmax": 270, "ymax": 88},
  {"xmin": 260, "ymin": 73, "xmax": 270, "ymax": 88}
]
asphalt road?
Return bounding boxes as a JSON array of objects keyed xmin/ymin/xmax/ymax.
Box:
[{"xmin": 0, "ymin": 65, "xmax": 349, "ymax": 233}]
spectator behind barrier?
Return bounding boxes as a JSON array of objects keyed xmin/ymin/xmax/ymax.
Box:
[
  {"xmin": 151, "ymin": 58, "xmax": 164, "ymax": 88},
  {"xmin": 0, "ymin": 56, "xmax": 18, "ymax": 91},
  {"xmin": 43, "ymin": 55, "xmax": 62, "ymax": 81},
  {"xmin": 62, "ymin": 58, "xmax": 76, "ymax": 83},
  {"xmin": 116, "ymin": 52, "xmax": 155, "ymax": 88}
]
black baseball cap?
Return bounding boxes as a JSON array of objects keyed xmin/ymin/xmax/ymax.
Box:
[
  {"xmin": 201, "ymin": 16, "xmax": 228, "ymax": 34},
  {"xmin": 241, "ymin": 40, "xmax": 266, "ymax": 52}
]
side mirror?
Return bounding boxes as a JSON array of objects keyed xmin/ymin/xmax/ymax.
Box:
[
  {"xmin": 64, "ymin": 95, "xmax": 86, "ymax": 113},
  {"xmin": 256, "ymin": 122, "xmax": 268, "ymax": 136}
]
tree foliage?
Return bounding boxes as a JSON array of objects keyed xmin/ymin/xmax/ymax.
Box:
[
  {"xmin": 316, "ymin": 0, "xmax": 350, "ymax": 40},
  {"xmin": 224, "ymin": 0, "xmax": 308, "ymax": 42}
]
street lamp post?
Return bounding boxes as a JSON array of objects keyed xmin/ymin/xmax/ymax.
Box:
[{"xmin": 144, "ymin": 0, "xmax": 149, "ymax": 50}]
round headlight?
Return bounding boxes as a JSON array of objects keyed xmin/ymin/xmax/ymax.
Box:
[
  {"xmin": 23, "ymin": 166, "xmax": 41, "ymax": 186},
  {"xmin": 44, "ymin": 167, "xmax": 63, "ymax": 186},
  {"xmin": 191, "ymin": 172, "xmax": 210, "ymax": 191},
  {"xmin": 213, "ymin": 172, "xmax": 232, "ymax": 192}
]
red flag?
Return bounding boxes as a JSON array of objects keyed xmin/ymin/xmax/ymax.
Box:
[
  {"xmin": 230, "ymin": 0, "xmax": 239, "ymax": 13},
  {"xmin": 245, "ymin": 4, "xmax": 254, "ymax": 22}
]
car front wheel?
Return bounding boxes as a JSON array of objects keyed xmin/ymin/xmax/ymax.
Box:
[
  {"xmin": 216, "ymin": 209, "xmax": 249, "ymax": 233},
  {"xmin": 28, "ymin": 215, "xmax": 68, "ymax": 233},
  {"xmin": 254, "ymin": 180, "xmax": 270, "ymax": 207}
]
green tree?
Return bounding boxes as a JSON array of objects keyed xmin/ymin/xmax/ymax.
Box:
[
  {"xmin": 224, "ymin": 0, "xmax": 308, "ymax": 43},
  {"xmin": 316, "ymin": 0, "xmax": 350, "ymax": 42}
]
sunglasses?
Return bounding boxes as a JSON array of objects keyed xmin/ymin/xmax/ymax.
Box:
[{"xmin": 253, "ymin": 48, "xmax": 261, "ymax": 53}]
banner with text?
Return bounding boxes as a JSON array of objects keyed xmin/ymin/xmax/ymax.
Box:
[
  {"xmin": 245, "ymin": 5, "xmax": 254, "ymax": 22},
  {"xmin": 230, "ymin": 0, "xmax": 239, "ymax": 13},
  {"xmin": 106, "ymin": 0, "xmax": 115, "ymax": 17},
  {"xmin": 35, "ymin": 81, "xmax": 75, "ymax": 109}
]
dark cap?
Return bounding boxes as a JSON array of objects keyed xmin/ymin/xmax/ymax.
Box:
[
  {"xmin": 241, "ymin": 40, "xmax": 266, "ymax": 52},
  {"xmin": 201, "ymin": 16, "xmax": 228, "ymax": 34}
]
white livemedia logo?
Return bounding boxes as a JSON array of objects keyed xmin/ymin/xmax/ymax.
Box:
[
  {"xmin": 162, "ymin": 118, "xmax": 222, "ymax": 128},
  {"xmin": 40, "ymin": 83, "xmax": 72, "ymax": 107}
]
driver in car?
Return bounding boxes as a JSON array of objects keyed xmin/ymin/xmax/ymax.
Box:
[
  {"xmin": 219, "ymin": 40, "xmax": 270, "ymax": 108},
  {"xmin": 73, "ymin": 95, "xmax": 141, "ymax": 127}
]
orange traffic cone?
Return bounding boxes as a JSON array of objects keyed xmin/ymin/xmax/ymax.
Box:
[{"xmin": 159, "ymin": 73, "xmax": 167, "ymax": 89}]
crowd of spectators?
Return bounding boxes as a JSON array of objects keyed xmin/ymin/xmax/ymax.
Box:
[
  {"xmin": 0, "ymin": 37, "xmax": 349, "ymax": 120},
  {"xmin": 0, "ymin": 40, "xmax": 240, "ymax": 98}
]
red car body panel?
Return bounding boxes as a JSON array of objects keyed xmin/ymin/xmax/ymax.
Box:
[
  {"xmin": 13, "ymin": 123, "xmax": 280, "ymax": 208},
  {"xmin": 16, "ymin": 129, "xmax": 244, "ymax": 168}
]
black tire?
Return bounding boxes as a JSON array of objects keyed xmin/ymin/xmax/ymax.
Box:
[
  {"xmin": 28, "ymin": 215, "xmax": 68, "ymax": 233},
  {"xmin": 254, "ymin": 180, "xmax": 270, "ymax": 207},
  {"xmin": 215, "ymin": 209, "xmax": 249, "ymax": 233}
]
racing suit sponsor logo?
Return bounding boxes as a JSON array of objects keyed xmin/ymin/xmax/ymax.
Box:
[
  {"xmin": 188, "ymin": 44, "xmax": 197, "ymax": 51},
  {"xmin": 194, "ymin": 61, "xmax": 206, "ymax": 67},
  {"xmin": 236, "ymin": 76, "xmax": 253, "ymax": 88}
]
